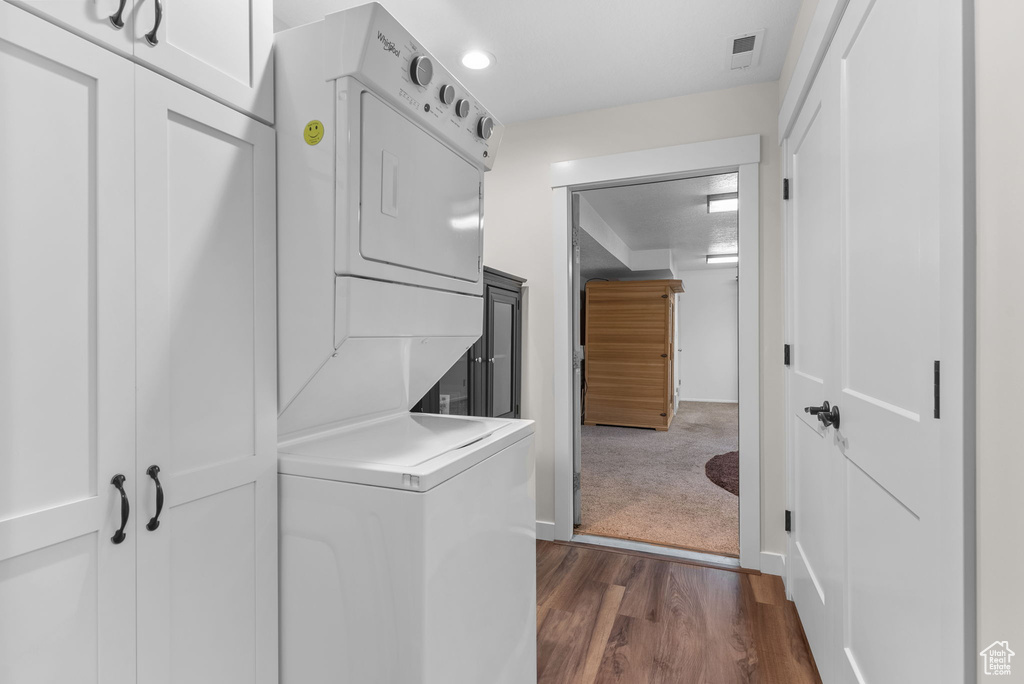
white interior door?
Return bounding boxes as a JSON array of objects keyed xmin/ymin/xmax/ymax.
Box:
[
  {"xmin": 785, "ymin": 40, "xmax": 842, "ymax": 684},
  {"xmin": 133, "ymin": 65, "xmax": 278, "ymax": 684},
  {"xmin": 3, "ymin": 0, "xmax": 136, "ymax": 55},
  {"xmin": 832, "ymin": 0, "xmax": 952, "ymax": 680},
  {"xmin": 785, "ymin": 0, "xmax": 967, "ymax": 681},
  {"xmin": 132, "ymin": 0, "xmax": 273, "ymax": 122},
  {"xmin": 0, "ymin": 8, "xmax": 136, "ymax": 683}
]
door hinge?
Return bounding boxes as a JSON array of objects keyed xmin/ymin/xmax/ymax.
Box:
[
  {"xmin": 784, "ymin": 343, "xmax": 791, "ymax": 366},
  {"xmin": 785, "ymin": 509, "xmax": 792, "ymax": 533},
  {"xmin": 572, "ymin": 471, "xmax": 581, "ymax": 492},
  {"xmin": 783, "ymin": 178, "xmax": 790, "ymax": 200},
  {"xmin": 572, "ymin": 349, "xmax": 582, "ymax": 371},
  {"xmin": 477, "ymin": 256, "xmax": 482, "ymax": 272},
  {"xmin": 933, "ymin": 360, "xmax": 940, "ymax": 419}
]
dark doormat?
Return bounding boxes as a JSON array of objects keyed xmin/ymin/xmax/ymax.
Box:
[{"xmin": 705, "ymin": 451, "xmax": 739, "ymax": 496}]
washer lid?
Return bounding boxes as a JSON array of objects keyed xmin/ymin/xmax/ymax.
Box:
[{"xmin": 277, "ymin": 413, "xmax": 534, "ymax": 491}]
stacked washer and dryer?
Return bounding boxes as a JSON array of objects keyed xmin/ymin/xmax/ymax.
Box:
[{"xmin": 274, "ymin": 5, "xmax": 536, "ymax": 683}]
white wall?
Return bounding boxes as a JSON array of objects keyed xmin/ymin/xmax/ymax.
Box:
[
  {"xmin": 976, "ymin": 0, "xmax": 1024, "ymax": 674},
  {"xmin": 482, "ymin": 80, "xmax": 787, "ymax": 555},
  {"xmin": 675, "ymin": 269, "xmax": 739, "ymax": 403}
]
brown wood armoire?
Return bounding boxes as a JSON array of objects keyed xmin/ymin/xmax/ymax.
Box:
[{"xmin": 583, "ymin": 279, "xmax": 684, "ymax": 431}]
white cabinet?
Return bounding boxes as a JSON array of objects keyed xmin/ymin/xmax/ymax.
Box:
[
  {"xmin": 0, "ymin": 9, "xmax": 136, "ymax": 683},
  {"xmin": 0, "ymin": 7, "xmax": 278, "ymax": 683},
  {"xmin": 4, "ymin": 0, "xmax": 274, "ymax": 122},
  {"xmin": 133, "ymin": 66, "xmax": 278, "ymax": 684}
]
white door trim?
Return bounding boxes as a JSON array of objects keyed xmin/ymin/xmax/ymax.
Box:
[
  {"xmin": 778, "ymin": 0, "xmax": 851, "ymax": 142},
  {"xmin": 550, "ymin": 135, "xmax": 762, "ymax": 570}
]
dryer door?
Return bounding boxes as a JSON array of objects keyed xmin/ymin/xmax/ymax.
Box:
[{"xmin": 358, "ymin": 92, "xmax": 482, "ymax": 283}]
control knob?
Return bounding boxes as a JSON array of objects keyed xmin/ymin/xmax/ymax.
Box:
[
  {"xmin": 477, "ymin": 116, "xmax": 495, "ymax": 140},
  {"xmin": 410, "ymin": 55, "xmax": 433, "ymax": 86},
  {"xmin": 439, "ymin": 84, "xmax": 456, "ymax": 105},
  {"xmin": 454, "ymin": 98, "xmax": 470, "ymax": 118}
]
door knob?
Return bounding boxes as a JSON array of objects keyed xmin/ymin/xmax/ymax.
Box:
[{"xmin": 804, "ymin": 401, "xmax": 841, "ymax": 429}]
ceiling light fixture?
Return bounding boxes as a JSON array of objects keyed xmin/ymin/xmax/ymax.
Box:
[
  {"xmin": 707, "ymin": 192, "xmax": 739, "ymax": 213},
  {"xmin": 706, "ymin": 254, "xmax": 739, "ymax": 265},
  {"xmin": 461, "ymin": 50, "xmax": 495, "ymax": 70}
]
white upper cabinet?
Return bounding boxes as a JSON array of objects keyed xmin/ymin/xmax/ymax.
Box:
[
  {"xmin": 4, "ymin": 0, "xmax": 274, "ymax": 122},
  {"xmin": 131, "ymin": 0, "xmax": 274, "ymax": 122}
]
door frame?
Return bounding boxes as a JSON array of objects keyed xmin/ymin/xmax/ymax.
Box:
[{"xmin": 550, "ymin": 134, "xmax": 762, "ymax": 569}]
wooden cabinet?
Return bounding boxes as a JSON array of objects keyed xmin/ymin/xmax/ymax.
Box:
[
  {"xmin": 4, "ymin": 0, "xmax": 274, "ymax": 122},
  {"xmin": 0, "ymin": 9, "xmax": 277, "ymax": 682},
  {"xmin": 414, "ymin": 268, "xmax": 525, "ymax": 419},
  {"xmin": 583, "ymin": 280, "xmax": 683, "ymax": 431}
]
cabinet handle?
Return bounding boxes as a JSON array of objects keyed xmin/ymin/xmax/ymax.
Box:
[
  {"xmin": 110, "ymin": 474, "xmax": 130, "ymax": 545},
  {"xmin": 144, "ymin": 0, "xmax": 163, "ymax": 46},
  {"xmin": 488, "ymin": 357, "xmax": 495, "ymax": 363},
  {"xmin": 474, "ymin": 357, "xmax": 483, "ymax": 363},
  {"xmin": 145, "ymin": 465, "xmax": 164, "ymax": 531},
  {"xmin": 660, "ymin": 354, "xmax": 668, "ymax": 358},
  {"xmin": 108, "ymin": 0, "xmax": 128, "ymax": 29}
]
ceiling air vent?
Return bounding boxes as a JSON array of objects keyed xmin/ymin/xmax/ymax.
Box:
[{"xmin": 728, "ymin": 29, "xmax": 765, "ymax": 70}]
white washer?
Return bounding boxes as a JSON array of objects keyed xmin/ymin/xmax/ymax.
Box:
[{"xmin": 278, "ymin": 413, "xmax": 535, "ymax": 684}]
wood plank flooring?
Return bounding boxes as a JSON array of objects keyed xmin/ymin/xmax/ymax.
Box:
[{"xmin": 537, "ymin": 541, "xmax": 821, "ymax": 684}]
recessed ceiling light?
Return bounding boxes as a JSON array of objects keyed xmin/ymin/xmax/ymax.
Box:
[
  {"xmin": 707, "ymin": 192, "xmax": 739, "ymax": 213},
  {"xmin": 706, "ymin": 254, "xmax": 739, "ymax": 264},
  {"xmin": 461, "ymin": 50, "xmax": 495, "ymax": 70}
]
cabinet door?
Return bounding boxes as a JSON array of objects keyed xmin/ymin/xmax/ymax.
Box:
[
  {"xmin": 133, "ymin": 66, "xmax": 277, "ymax": 684},
  {"xmin": 132, "ymin": 0, "xmax": 273, "ymax": 122},
  {"xmin": 486, "ymin": 286, "xmax": 520, "ymax": 419},
  {"xmin": 0, "ymin": 8, "xmax": 136, "ymax": 684},
  {"xmin": 3, "ymin": 0, "xmax": 135, "ymax": 55}
]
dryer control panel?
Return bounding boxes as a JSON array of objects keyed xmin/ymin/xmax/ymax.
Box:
[{"xmin": 324, "ymin": 3, "xmax": 502, "ymax": 169}]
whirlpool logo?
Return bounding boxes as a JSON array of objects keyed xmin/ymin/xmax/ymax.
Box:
[{"xmin": 377, "ymin": 31, "xmax": 400, "ymax": 58}]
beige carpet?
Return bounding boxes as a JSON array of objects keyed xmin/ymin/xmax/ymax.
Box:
[{"xmin": 578, "ymin": 401, "xmax": 739, "ymax": 556}]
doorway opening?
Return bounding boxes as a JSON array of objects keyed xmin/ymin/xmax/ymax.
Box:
[
  {"xmin": 574, "ymin": 173, "xmax": 740, "ymax": 557},
  {"xmin": 550, "ymin": 134, "xmax": 761, "ymax": 569}
]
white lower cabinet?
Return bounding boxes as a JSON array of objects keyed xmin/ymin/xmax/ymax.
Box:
[{"xmin": 0, "ymin": 7, "xmax": 277, "ymax": 683}]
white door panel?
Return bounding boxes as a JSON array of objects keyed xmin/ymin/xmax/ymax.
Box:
[
  {"xmin": 3, "ymin": 0, "xmax": 135, "ymax": 55},
  {"xmin": 134, "ymin": 65, "xmax": 278, "ymax": 684},
  {"xmin": 833, "ymin": 0, "xmax": 946, "ymax": 679},
  {"xmin": 0, "ymin": 8, "xmax": 135, "ymax": 683},
  {"xmin": 786, "ymin": 0, "xmax": 965, "ymax": 680},
  {"xmin": 786, "ymin": 41, "xmax": 841, "ymax": 684},
  {"xmin": 133, "ymin": 0, "xmax": 273, "ymax": 122}
]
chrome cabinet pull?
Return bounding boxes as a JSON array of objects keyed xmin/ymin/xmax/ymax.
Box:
[
  {"xmin": 108, "ymin": 0, "xmax": 128, "ymax": 29},
  {"xmin": 144, "ymin": 0, "xmax": 162, "ymax": 46},
  {"xmin": 110, "ymin": 474, "xmax": 130, "ymax": 545},
  {"xmin": 145, "ymin": 465, "xmax": 164, "ymax": 531}
]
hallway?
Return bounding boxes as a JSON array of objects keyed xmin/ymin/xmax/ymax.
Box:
[{"xmin": 537, "ymin": 541, "xmax": 820, "ymax": 683}]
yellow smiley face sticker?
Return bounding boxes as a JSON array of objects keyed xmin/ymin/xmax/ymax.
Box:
[{"xmin": 304, "ymin": 120, "xmax": 324, "ymax": 146}]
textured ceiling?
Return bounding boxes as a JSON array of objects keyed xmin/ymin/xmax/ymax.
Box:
[
  {"xmin": 273, "ymin": 0, "xmax": 802, "ymax": 123},
  {"xmin": 579, "ymin": 173, "xmax": 739, "ymax": 273}
]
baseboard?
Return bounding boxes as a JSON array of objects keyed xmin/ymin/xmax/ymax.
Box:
[
  {"xmin": 677, "ymin": 398, "xmax": 740, "ymax": 404},
  {"xmin": 760, "ymin": 551, "xmax": 787, "ymax": 585},
  {"xmin": 536, "ymin": 520, "xmax": 555, "ymax": 541}
]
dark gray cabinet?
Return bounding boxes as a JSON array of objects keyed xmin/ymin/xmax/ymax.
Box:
[{"xmin": 413, "ymin": 267, "xmax": 525, "ymax": 418}]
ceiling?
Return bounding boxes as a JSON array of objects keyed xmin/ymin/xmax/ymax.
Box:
[
  {"xmin": 273, "ymin": 0, "xmax": 802, "ymax": 123},
  {"xmin": 579, "ymin": 173, "xmax": 739, "ymax": 275}
]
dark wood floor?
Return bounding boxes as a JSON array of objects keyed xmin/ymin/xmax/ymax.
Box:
[{"xmin": 537, "ymin": 540, "xmax": 821, "ymax": 684}]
